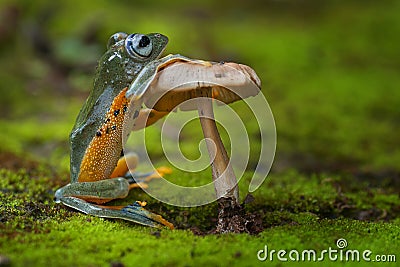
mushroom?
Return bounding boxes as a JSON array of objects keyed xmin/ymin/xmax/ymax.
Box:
[{"xmin": 141, "ymin": 60, "xmax": 261, "ymax": 206}]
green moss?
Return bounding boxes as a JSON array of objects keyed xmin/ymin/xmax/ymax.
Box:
[
  {"xmin": 1, "ymin": 164, "xmax": 398, "ymax": 266},
  {"xmin": 2, "ymin": 212, "xmax": 399, "ymax": 266}
]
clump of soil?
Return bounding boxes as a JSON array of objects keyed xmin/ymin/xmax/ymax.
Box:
[{"xmin": 213, "ymin": 196, "xmax": 263, "ymax": 234}]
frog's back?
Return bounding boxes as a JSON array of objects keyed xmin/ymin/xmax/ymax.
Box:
[{"xmin": 70, "ymin": 50, "xmax": 130, "ymax": 182}]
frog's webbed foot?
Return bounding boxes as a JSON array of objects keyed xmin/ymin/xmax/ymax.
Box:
[
  {"xmin": 124, "ymin": 166, "xmax": 172, "ymax": 189},
  {"xmin": 120, "ymin": 201, "xmax": 173, "ymax": 229},
  {"xmin": 57, "ymin": 196, "xmax": 173, "ymax": 229}
]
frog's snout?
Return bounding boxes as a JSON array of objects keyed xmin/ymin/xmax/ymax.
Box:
[{"xmin": 151, "ymin": 33, "xmax": 168, "ymax": 45}]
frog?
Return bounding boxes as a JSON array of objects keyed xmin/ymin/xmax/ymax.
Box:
[{"xmin": 55, "ymin": 32, "xmax": 196, "ymax": 229}]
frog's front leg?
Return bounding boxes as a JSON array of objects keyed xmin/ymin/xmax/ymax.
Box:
[{"xmin": 55, "ymin": 178, "xmax": 173, "ymax": 229}]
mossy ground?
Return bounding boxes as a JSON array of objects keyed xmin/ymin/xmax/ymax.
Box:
[{"xmin": 0, "ymin": 1, "xmax": 399, "ymax": 266}]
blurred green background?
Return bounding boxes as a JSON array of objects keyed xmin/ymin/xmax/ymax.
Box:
[
  {"xmin": 1, "ymin": 0, "xmax": 399, "ymax": 174},
  {"xmin": 0, "ymin": 0, "xmax": 399, "ymax": 266}
]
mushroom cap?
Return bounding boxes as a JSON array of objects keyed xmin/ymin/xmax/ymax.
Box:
[{"xmin": 143, "ymin": 60, "xmax": 261, "ymax": 112}]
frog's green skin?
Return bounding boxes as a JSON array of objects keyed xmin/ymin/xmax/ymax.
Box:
[
  {"xmin": 55, "ymin": 32, "xmax": 192, "ymax": 229},
  {"xmin": 70, "ymin": 33, "xmax": 168, "ymax": 181}
]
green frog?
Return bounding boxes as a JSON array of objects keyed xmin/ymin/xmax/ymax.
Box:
[{"xmin": 55, "ymin": 32, "xmax": 194, "ymax": 229}]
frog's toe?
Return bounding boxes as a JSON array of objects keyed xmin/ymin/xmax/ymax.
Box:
[
  {"xmin": 125, "ymin": 166, "xmax": 172, "ymax": 185},
  {"xmin": 139, "ymin": 166, "xmax": 172, "ymax": 182},
  {"xmin": 121, "ymin": 201, "xmax": 174, "ymax": 229},
  {"xmin": 155, "ymin": 166, "xmax": 173, "ymax": 177}
]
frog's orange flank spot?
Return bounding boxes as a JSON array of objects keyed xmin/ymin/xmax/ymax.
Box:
[{"xmin": 78, "ymin": 87, "xmax": 130, "ymax": 183}]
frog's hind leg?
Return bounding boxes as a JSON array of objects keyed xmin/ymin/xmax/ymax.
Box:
[
  {"xmin": 57, "ymin": 196, "xmax": 173, "ymax": 229},
  {"xmin": 111, "ymin": 152, "xmax": 172, "ymax": 190},
  {"xmin": 55, "ymin": 179, "xmax": 173, "ymax": 228}
]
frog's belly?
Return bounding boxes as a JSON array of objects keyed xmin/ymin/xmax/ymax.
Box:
[{"xmin": 78, "ymin": 88, "xmax": 130, "ymax": 182}]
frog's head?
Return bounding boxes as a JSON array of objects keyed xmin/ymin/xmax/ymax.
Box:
[{"xmin": 94, "ymin": 32, "xmax": 169, "ymax": 90}]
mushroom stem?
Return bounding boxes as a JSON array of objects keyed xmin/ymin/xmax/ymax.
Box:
[{"xmin": 196, "ymin": 87, "xmax": 239, "ymax": 203}]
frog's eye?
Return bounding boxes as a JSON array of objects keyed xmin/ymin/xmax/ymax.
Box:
[
  {"xmin": 107, "ymin": 32, "xmax": 128, "ymax": 49},
  {"xmin": 125, "ymin": 34, "xmax": 153, "ymax": 58}
]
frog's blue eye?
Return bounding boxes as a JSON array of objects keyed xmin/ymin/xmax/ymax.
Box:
[
  {"xmin": 107, "ymin": 32, "xmax": 128, "ymax": 49},
  {"xmin": 125, "ymin": 34, "xmax": 153, "ymax": 58}
]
